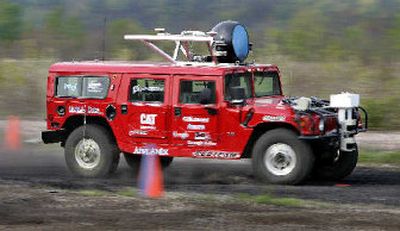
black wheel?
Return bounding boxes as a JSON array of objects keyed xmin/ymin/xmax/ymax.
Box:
[
  {"xmin": 124, "ymin": 154, "xmax": 173, "ymax": 170},
  {"xmin": 313, "ymin": 146, "xmax": 358, "ymax": 181},
  {"xmin": 64, "ymin": 124, "xmax": 120, "ymax": 177},
  {"xmin": 252, "ymin": 128, "xmax": 314, "ymax": 185},
  {"xmin": 123, "ymin": 153, "xmax": 141, "ymax": 171},
  {"xmin": 160, "ymin": 156, "xmax": 174, "ymax": 168}
]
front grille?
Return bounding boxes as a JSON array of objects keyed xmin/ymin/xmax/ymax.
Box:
[
  {"xmin": 346, "ymin": 143, "xmax": 356, "ymax": 150},
  {"xmin": 347, "ymin": 125, "xmax": 357, "ymax": 131}
]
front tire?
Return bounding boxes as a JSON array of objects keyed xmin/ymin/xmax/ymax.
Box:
[
  {"xmin": 313, "ymin": 147, "xmax": 358, "ymax": 181},
  {"xmin": 65, "ymin": 125, "xmax": 120, "ymax": 177},
  {"xmin": 252, "ymin": 128, "xmax": 314, "ymax": 185}
]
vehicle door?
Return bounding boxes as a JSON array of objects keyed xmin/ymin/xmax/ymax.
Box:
[
  {"xmin": 118, "ymin": 74, "xmax": 170, "ymax": 144},
  {"xmin": 170, "ymin": 75, "xmax": 221, "ymax": 148}
]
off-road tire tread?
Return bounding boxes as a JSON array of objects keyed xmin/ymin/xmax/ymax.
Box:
[
  {"xmin": 64, "ymin": 124, "xmax": 120, "ymax": 177},
  {"xmin": 252, "ymin": 128, "xmax": 314, "ymax": 185}
]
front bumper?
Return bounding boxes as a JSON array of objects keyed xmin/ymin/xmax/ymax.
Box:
[{"xmin": 297, "ymin": 106, "xmax": 368, "ymax": 152}]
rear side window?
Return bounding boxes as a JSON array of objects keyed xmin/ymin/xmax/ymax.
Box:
[
  {"xmin": 82, "ymin": 77, "xmax": 110, "ymax": 98},
  {"xmin": 129, "ymin": 78, "xmax": 165, "ymax": 103},
  {"xmin": 55, "ymin": 76, "xmax": 110, "ymax": 99},
  {"xmin": 56, "ymin": 77, "xmax": 81, "ymax": 97},
  {"xmin": 179, "ymin": 80, "xmax": 216, "ymax": 104}
]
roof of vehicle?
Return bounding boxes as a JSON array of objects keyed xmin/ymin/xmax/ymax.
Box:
[{"xmin": 49, "ymin": 61, "xmax": 278, "ymax": 76}]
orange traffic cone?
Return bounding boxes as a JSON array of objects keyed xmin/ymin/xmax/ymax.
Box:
[
  {"xmin": 138, "ymin": 145, "xmax": 164, "ymax": 198},
  {"xmin": 4, "ymin": 116, "xmax": 21, "ymax": 150}
]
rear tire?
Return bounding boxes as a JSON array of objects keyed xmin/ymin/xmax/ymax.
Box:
[
  {"xmin": 64, "ymin": 125, "xmax": 120, "ymax": 177},
  {"xmin": 313, "ymin": 147, "xmax": 358, "ymax": 181},
  {"xmin": 124, "ymin": 153, "xmax": 141, "ymax": 171},
  {"xmin": 252, "ymin": 128, "xmax": 314, "ymax": 185},
  {"xmin": 124, "ymin": 154, "xmax": 173, "ymax": 170}
]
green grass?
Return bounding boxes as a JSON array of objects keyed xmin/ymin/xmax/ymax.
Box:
[
  {"xmin": 236, "ymin": 193, "xmax": 310, "ymax": 207},
  {"xmin": 359, "ymin": 150, "xmax": 400, "ymax": 165},
  {"xmin": 115, "ymin": 188, "xmax": 137, "ymax": 197},
  {"xmin": 78, "ymin": 189, "xmax": 109, "ymax": 197},
  {"xmin": 78, "ymin": 188, "xmax": 138, "ymax": 197}
]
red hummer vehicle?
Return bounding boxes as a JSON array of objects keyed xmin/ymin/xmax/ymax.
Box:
[{"xmin": 42, "ymin": 21, "xmax": 367, "ymax": 184}]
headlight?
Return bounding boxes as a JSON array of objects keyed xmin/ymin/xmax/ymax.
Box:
[
  {"xmin": 56, "ymin": 106, "xmax": 65, "ymax": 116},
  {"xmin": 318, "ymin": 119, "xmax": 325, "ymax": 132}
]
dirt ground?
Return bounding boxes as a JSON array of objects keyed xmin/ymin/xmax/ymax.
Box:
[
  {"xmin": 0, "ymin": 144, "xmax": 399, "ymax": 230},
  {"xmin": 0, "ymin": 121, "xmax": 399, "ymax": 230}
]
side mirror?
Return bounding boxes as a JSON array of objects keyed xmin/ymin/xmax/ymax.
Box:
[{"xmin": 230, "ymin": 87, "xmax": 245, "ymax": 105}]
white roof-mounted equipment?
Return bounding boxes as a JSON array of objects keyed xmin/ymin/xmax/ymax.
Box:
[{"xmin": 124, "ymin": 21, "xmax": 252, "ymax": 65}]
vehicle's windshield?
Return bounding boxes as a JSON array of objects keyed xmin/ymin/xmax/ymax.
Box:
[
  {"xmin": 224, "ymin": 72, "xmax": 252, "ymax": 100},
  {"xmin": 56, "ymin": 76, "xmax": 110, "ymax": 99},
  {"xmin": 254, "ymin": 71, "xmax": 281, "ymax": 97}
]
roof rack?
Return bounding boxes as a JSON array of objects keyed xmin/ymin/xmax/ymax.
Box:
[{"xmin": 124, "ymin": 29, "xmax": 218, "ymax": 65}]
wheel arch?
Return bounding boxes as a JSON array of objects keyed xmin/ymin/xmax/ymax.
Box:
[
  {"xmin": 61, "ymin": 115, "xmax": 116, "ymax": 146},
  {"xmin": 241, "ymin": 122, "xmax": 300, "ymax": 158}
]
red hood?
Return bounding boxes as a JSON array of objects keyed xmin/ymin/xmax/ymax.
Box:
[
  {"xmin": 244, "ymin": 95, "xmax": 297, "ymax": 127},
  {"xmin": 247, "ymin": 95, "xmax": 293, "ymax": 113}
]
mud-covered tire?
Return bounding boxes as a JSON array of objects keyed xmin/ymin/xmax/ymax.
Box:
[
  {"xmin": 124, "ymin": 154, "xmax": 173, "ymax": 170},
  {"xmin": 64, "ymin": 125, "xmax": 120, "ymax": 177},
  {"xmin": 252, "ymin": 128, "xmax": 314, "ymax": 185},
  {"xmin": 313, "ymin": 147, "xmax": 358, "ymax": 181}
]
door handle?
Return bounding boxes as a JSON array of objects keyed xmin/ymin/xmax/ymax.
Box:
[
  {"xmin": 174, "ymin": 107, "xmax": 182, "ymax": 116},
  {"xmin": 121, "ymin": 104, "xmax": 128, "ymax": 114},
  {"xmin": 205, "ymin": 107, "xmax": 218, "ymax": 115}
]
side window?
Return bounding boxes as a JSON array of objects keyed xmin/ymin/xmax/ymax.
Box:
[
  {"xmin": 129, "ymin": 78, "xmax": 165, "ymax": 103},
  {"xmin": 55, "ymin": 76, "xmax": 109, "ymax": 98},
  {"xmin": 224, "ymin": 73, "xmax": 252, "ymax": 100},
  {"xmin": 82, "ymin": 77, "xmax": 110, "ymax": 98},
  {"xmin": 179, "ymin": 80, "xmax": 216, "ymax": 104},
  {"xmin": 254, "ymin": 72, "xmax": 281, "ymax": 97},
  {"xmin": 56, "ymin": 77, "xmax": 81, "ymax": 97}
]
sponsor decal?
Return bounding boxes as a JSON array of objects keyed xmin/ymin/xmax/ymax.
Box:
[
  {"xmin": 69, "ymin": 106, "xmax": 85, "ymax": 114},
  {"xmin": 192, "ymin": 151, "xmax": 240, "ymax": 159},
  {"xmin": 140, "ymin": 113, "xmax": 157, "ymax": 125},
  {"xmin": 64, "ymin": 83, "xmax": 77, "ymax": 92},
  {"xmin": 187, "ymin": 124, "xmax": 205, "ymax": 130},
  {"xmin": 129, "ymin": 130, "xmax": 148, "ymax": 136},
  {"xmin": 132, "ymin": 85, "xmax": 164, "ymax": 95},
  {"xmin": 187, "ymin": 140, "xmax": 217, "ymax": 146},
  {"xmin": 173, "ymin": 131, "xmax": 189, "ymax": 139},
  {"xmin": 140, "ymin": 113, "xmax": 157, "ymax": 130},
  {"xmin": 182, "ymin": 116, "xmax": 209, "ymax": 123},
  {"xmin": 87, "ymin": 106, "xmax": 101, "ymax": 114},
  {"xmin": 87, "ymin": 81, "xmax": 104, "ymax": 93},
  {"xmin": 262, "ymin": 115, "xmax": 286, "ymax": 122},
  {"xmin": 68, "ymin": 105, "xmax": 101, "ymax": 114},
  {"xmin": 133, "ymin": 146, "xmax": 168, "ymax": 156},
  {"xmin": 140, "ymin": 125, "xmax": 156, "ymax": 130},
  {"xmin": 194, "ymin": 132, "xmax": 210, "ymax": 140}
]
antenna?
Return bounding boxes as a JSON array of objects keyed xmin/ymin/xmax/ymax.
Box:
[{"xmin": 102, "ymin": 17, "xmax": 107, "ymax": 61}]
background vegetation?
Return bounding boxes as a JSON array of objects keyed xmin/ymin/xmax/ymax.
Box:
[{"xmin": 0, "ymin": 0, "xmax": 399, "ymax": 130}]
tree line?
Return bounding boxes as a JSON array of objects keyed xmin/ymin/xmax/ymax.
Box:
[{"xmin": 1, "ymin": 0, "xmax": 400, "ymax": 64}]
